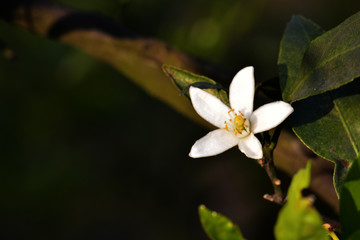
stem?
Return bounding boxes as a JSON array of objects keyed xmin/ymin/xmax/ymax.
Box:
[
  {"xmin": 260, "ymin": 128, "xmax": 343, "ymax": 233},
  {"xmin": 259, "ymin": 127, "xmax": 284, "ymax": 205},
  {"xmin": 260, "ymin": 128, "xmax": 342, "ymax": 233},
  {"xmin": 260, "ymin": 142, "xmax": 284, "ymax": 204},
  {"xmin": 324, "ymin": 222, "xmax": 341, "ymax": 240},
  {"xmin": 323, "ymin": 217, "xmax": 342, "ymax": 235},
  {"xmin": 329, "ymin": 231, "xmax": 340, "ymax": 240}
]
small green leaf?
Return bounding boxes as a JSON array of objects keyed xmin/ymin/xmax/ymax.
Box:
[
  {"xmin": 286, "ymin": 161, "xmax": 312, "ymax": 203},
  {"xmin": 340, "ymin": 156, "xmax": 360, "ymax": 239},
  {"xmin": 278, "ymin": 15, "xmax": 324, "ymax": 102},
  {"xmin": 162, "ymin": 64, "xmax": 230, "ymax": 107},
  {"xmin": 289, "ymin": 10, "xmax": 360, "ymax": 102},
  {"xmin": 291, "ymin": 80, "xmax": 360, "ymax": 193},
  {"xmin": 275, "ymin": 162, "xmax": 329, "ymax": 240},
  {"xmin": 198, "ymin": 205, "xmax": 246, "ymax": 240}
]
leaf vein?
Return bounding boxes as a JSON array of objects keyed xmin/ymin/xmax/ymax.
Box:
[
  {"xmin": 332, "ymin": 95, "xmax": 359, "ymax": 157},
  {"xmin": 320, "ymin": 17, "xmax": 360, "ymax": 60},
  {"xmin": 291, "ymin": 42, "xmax": 360, "ymax": 100}
]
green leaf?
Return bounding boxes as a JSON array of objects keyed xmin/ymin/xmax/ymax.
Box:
[
  {"xmin": 340, "ymin": 156, "xmax": 360, "ymax": 239},
  {"xmin": 288, "ymin": 11, "xmax": 360, "ymax": 102},
  {"xmin": 278, "ymin": 15, "xmax": 324, "ymax": 102},
  {"xmin": 286, "ymin": 161, "xmax": 312, "ymax": 203},
  {"xmin": 291, "ymin": 79, "xmax": 360, "ymax": 193},
  {"xmin": 275, "ymin": 162, "xmax": 329, "ymax": 240},
  {"xmin": 162, "ymin": 64, "xmax": 230, "ymax": 107},
  {"xmin": 198, "ymin": 205, "xmax": 246, "ymax": 240}
]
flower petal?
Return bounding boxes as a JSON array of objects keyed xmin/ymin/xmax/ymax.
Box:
[
  {"xmin": 238, "ymin": 133, "xmax": 263, "ymax": 159},
  {"xmin": 189, "ymin": 87, "xmax": 230, "ymax": 128},
  {"xmin": 229, "ymin": 66, "xmax": 255, "ymax": 118},
  {"xmin": 189, "ymin": 129, "xmax": 238, "ymax": 158},
  {"xmin": 250, "ymin": 101, "xmax": 294, "ymax": 134}
]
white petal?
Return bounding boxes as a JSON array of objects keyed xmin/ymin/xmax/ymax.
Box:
[
  {"xmin": 238, "ymin": 133, "xmax": 263, "ymax": 159},
  {"xmin": 189, "ymin": 87, "xmax": 230, "ymax": 128},
  {"xmin": 250, "ymin": 101, "xmax": 294, "ymax": 134},
  {"xmin": 229, "ymin": 66, "xmax": 255, "ymax": 118},
  {"xmin": 189, "ymin": 129, "xmax": 238, "ymax": 158}
]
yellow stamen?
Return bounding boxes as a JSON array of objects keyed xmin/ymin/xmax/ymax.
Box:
[{"xmin": 223, "ymin": 109, "xmax": 250, "ymax": 138}]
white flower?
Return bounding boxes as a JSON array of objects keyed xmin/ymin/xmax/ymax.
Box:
[{"xmin": 189, "ymin": 66, "xmax": 294, "ymax": 159}]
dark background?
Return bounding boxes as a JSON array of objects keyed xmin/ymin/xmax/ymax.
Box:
[{"xmin": 0, "ymin": 0, "xmax": 358, "ymax": 239}]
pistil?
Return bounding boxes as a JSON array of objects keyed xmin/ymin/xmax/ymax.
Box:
[{"xmin": 224, "ymin": 109, "xmax": 250, "ymax": 138}]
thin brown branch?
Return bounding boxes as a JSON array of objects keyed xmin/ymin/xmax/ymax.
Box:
[{"xmin": 259, "ymin": 133, "xmax": 284, "ymax": 205}]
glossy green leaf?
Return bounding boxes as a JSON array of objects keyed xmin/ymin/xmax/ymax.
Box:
[
  {"xmin": 198, "ymin": 205, "xmax": 246, "ymax": 240},
  {"xmin": 278, "ymin": 15, "xmax": 324, "ymax": 102},
  {"xmin": 340, "ymin": 156, "xmax": 360, "ymax": 239},
  {"xmin": 288, "ymin": 11, "xmax": 360, "ymax": 102},
  {"xmin": 275, "ymin": 162, "xmax": 329, "ymax": 240},
  {"xmin": 292, "ymin": 80, "xmax": 360, "ymax": 193},
  {"xmin": 162, "ymin": 64, "xmax": 229, "ymax": 107}
]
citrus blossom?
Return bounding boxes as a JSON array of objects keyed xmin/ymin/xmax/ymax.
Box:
[{"xmin": 189, "ymin": 66, "xmax": 294, "ymax": 159}]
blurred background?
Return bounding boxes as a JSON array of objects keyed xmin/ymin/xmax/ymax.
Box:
[{"xmin": 0, "ymin": 0, "xmax": 359, "ymax": 239}]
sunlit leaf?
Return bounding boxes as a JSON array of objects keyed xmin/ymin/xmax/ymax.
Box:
[
  {"xmin": 275, "ymin": 162, "xmax": 329, "ymax": 240},
  {"xmin": 163, "ymin": 64, "xmax": 229, "ymax": 106},
  {"xmin": 288, "ymin": 10, "xmax": 360, "ymax": 102},
  {"xmin": 4, "ymin": 1, "xmax": 236, "ymax": 127},
  {"xmin": 199, "ymin": 205, "xmax": 246, "ymax": 240},
  {"xmin": 340, "ymin": 156, "xmax": 360, "ymax": 239},
  {"xmin": 278, "ymin": 15, "xmax": 324, "ymax": 102},
  {"xmin": 292, "ymin": 80, "xmax": 360, "ymax": 193}
]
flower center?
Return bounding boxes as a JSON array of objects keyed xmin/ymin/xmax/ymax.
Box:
[{"xmin": 224, "ymin": 109, "xmax": 250, "ymax": 138}]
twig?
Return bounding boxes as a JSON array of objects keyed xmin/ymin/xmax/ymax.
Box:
[
  {"xmin": 258, "ymin": 127, "xmax": 284, "ymax": 205},
  {"xmin": 259, "ymin": 154, "xmax": 284, "ymax": 204},
  {"xmin": 259, "ymin": 127, "xmax": 342, "ymax": 233}
]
